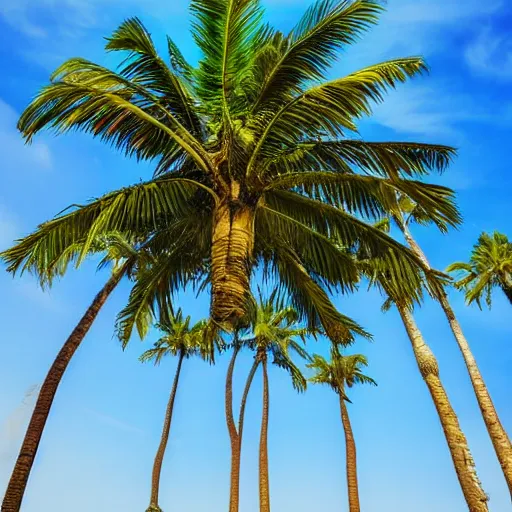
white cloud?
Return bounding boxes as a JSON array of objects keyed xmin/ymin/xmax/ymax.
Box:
[
  {"xmin": 465, "ymin": 27, "xmax": 512, "ymax": 81},
  {"xmin": 0, "ymin": 99, "xmax": 53, "ymax": 172},
  {"xmin": 0, "ymin": 0, "xmax": 186, "ymax": 39},
  {"xmin": 369, "ymin": 85, "xmax": 487, "ymax": 139}
]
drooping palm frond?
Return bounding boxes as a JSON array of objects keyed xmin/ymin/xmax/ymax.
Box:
[
  {"xmin": 105, "ymin": 17, "xmax": 202, "ymax": 135},
  {"xmin": 249, "ymin": 57, "xmax": 428, "ymax": 173},
  {"xmin": 0, "ymin": 177, "xmax": 214, "ymax": 277}
]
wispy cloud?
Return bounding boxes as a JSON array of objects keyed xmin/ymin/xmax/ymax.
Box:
[
  {"xmin": 369, "ymin": 84, "xmax": 489, "ymax": 140},
  {"xmin": 465, "ymin": 27, "xmax": 512, "ymax": 81},
  {"xmin": 0, "ymin": 99, "xmax": 52, "ymax": 172},
  {"xmin": 0, "ymin": 386, "xmax": 39, "ymax": 468},
  {"xmin": 83, "ymin": 408, "xmax": 144, "ymax": 435}
]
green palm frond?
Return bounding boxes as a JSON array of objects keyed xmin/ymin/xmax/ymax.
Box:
[
  {"xmin": 262, "ymin": 141, "xmax": 455, "ymax": 183},
  {"xmin": 0, "ymin": 178, "xmax": 213, "ymax": 277},
  {"xmin": 249, "ymin": 57, "xmax": 428, "ymax": 173},
  {"xmin": 18, "ymin": 65, "xmax": 212, "ymax": 174},
  {"xmin": 267, "ymin": 243, "xmax": 369, "ymax": 344},
  {"xmin": 191, "ymin": 0, "xmax": 265, "ymax": 119},
  {"xmin": 251, "ymin": 0, "xmax": 383, "ymax": 112},
  {"xmin": 105, "ymin": 17, "xmax": 202, "ymax": 135}
]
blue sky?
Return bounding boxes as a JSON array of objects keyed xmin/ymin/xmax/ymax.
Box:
[{"xmin": 0, "ymin": 0, "xmax": 511, "ymax": 511}]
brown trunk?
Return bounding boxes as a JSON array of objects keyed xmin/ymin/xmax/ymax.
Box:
[
  {"xmin": 259, "ymin": 357, "xmax": 270, "ymax": 512},
  {"xmin": 226, "ymin": 347, "xmax": 241, "ymax": 512},
  {"xmin": 397, "ymin": 304, "xmax": 489, "ymax": 511},
  {"xmin": 401, "ymin": 222, "xmax": 512, "ymax": 496},
  {"xmin": 211, "ymin": 201, "xmax": 255, "ymax": 329},
  {"xmin": 227, "ymin": 346, "xmax": 259, "ymax": 512},
  {"xmin": 1, "ymin": 270, "xmax": 123, "ymax": 512},
  {"xmin": 339, "ymin": 394, "xmax": 360, "ymax": 512},
  {"xmin": 500, "ymin": 274, "xmax": 512, "ymax": 305},
  {"xmin": 147, "ymin": 351, "xmax": 185, "ymax": 512}
]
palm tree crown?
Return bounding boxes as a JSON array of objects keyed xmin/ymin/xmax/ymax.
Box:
[
  {"xmin": 447, "ymin": 231, "xmax": 512, "ymax": 308},
  {"xmin": 308, "ymin": 350, "xmax": 376, "ymax": 395},
  {"xmin": 2, "ymin": 0, "xmax": 461, "ymax": 346}
]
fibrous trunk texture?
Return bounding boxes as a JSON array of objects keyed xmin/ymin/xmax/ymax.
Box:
[
  {"xmin": 1, "ymin": 271, "xmax": 122, "ymax": 512},
  {"xmin": 398, "ymin": 304, "xmax": 489, "ymax": 512},
  {"xmin": 211, "ymin": 201, "xmax": 255, "ymax": 328},
  {"xmin": 401, "ymin": 223, "xmax": 512, "ymax": 497}
]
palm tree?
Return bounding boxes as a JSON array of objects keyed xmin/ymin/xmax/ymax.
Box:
[
  {"xmin": 140, "ymin": 309, "xmax": 222, "ymax": 512},
  {"xmin": 0, "ymin": 233, "xmax": 154, "ymax": 512},
  {"xmin": 392, "ymin": 199, "xmax": 512, "ymax": 496},
  {"xmin": 7, "ymin": 0, "xmax": 462, "ymax": 345},
  {"xmin": 361, "ymin": 255, "xmax": 489, "ymax": 511},
  {"xmin": 308, "ymin": 350, "xmax": 376, "ymax": 512},
  {"xmin": 448, "ymin": 231, "xmax": 512, "ymax": 308},
  {"xmin": 242, "ymin": 290, "xmax": 313, "ymax": 512}
]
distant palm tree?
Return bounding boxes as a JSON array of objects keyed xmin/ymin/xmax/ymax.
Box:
[
  {"xmin": 308, "ymin": 350, "xmax": 376, "ymax": 512},
  {"xmin": 0, "ymin": 233, "xmax": 154, "ymax": 512},
  {"xmin": 246, "ymin": 291, "xmax": 313, "ymax": 512},
  {"xmin": 448, "ymin": 231, "xmax": 512, "ymax": 308},
  {"xmin": 391, "ymin": 199, "xmax": 512, "ymax": 497},
  {"xmin": 141, "ymin": 310, "xmax": 222, "ymax": 512}
]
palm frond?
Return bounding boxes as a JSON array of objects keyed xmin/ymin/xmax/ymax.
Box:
[
  {"xmin": 249, "ymin": 57, "xmax": 428, "ymax": 173},
  {"xmin": 251, "ymin": 0, "xmax": 383, "ymax": 112},
  {"xmin": 105, "ymin": 17, "xmax": 202, "ymax": 134},
  {"xmin": 0, "ymin": 178, "xmax": 213, "ymax": 278}
]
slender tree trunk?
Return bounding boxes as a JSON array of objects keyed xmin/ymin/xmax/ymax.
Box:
[
  {"xmin": 339, "ymin": 394, "xmax": 360, "ymax": 512},
  {"xmin": 226, "ymin": 347, "xmax": 241, "ymax": 512},
  {"xmin": 259, "ymin": 358, "xmax": 270, "ymax": 512},
  {"xmin": 211, "ymin": 200, "xmax": 255, "ymax": 329},
  {"xmin": 397, "ymin": 304, "xmax": 489, "ymax": 511},
  {"xmin": 401, "ymin": 223, "xmax": 512, "ymax": 496},
  {"xmin": 226, "ymin": 347, "xmax": 259, "ymax": 512},
  {"xmin": 1, "ymin": 270, "xmax": 123, "ymax": 512},
  {"xmin": 147, "ymin": 352, "xmax": 185, "ymax": 512},
  {"xmin": 500, "ymin": 274, "xmax": 512, "ymax": 305}
]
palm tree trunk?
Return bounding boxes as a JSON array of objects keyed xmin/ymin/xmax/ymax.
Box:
[
  {"xmin": 211, "ymin": 201, "xmax": 255, "ymax": 328},
  {"xmin": 226, "ymin": 347, "xmax": 241, "ymax": 512},
  {"xmin": 1, "ymin": 270, "xmax": 123, "ymax": 512},
  {"xmin": 397, "ymin": 304, "xmax": 489, "ymax": 511},
  {"xmin": 500, "ymin": 274, "xmax": 512, "ymax": 305},
  {"xmin": 339, "ymin": 394, "xmax": 360, "ymax": 512},
  {"xmin": 147, "ymin": 351, "xmax": 185, "ymax": 512},
  {"xmin": 401, "ymin": 223, "xmax": 512, "ymax": 496},
  {"xmin": 228, "ymin": 356, "xmax": 260, "ymax": 512},
  {"xmin": 259, "ymin": 357, "xmax": 270, "ymax": 512}
]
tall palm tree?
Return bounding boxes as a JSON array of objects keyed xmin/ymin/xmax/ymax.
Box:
[
  {"xmin": 7, "ymin": 0, "xmax": 461, "ymax": 344},
  {"xmin": 361, "ymin": 255, "xmax": 489, "ymax": 511},
  {"xmin": 308, "ymin": 350, "xmax": 376, "ymax": 512},
  {"xmin": 242, "ymin": 290, "xmax": 313, "ymax": 512},
  {"xmin": 392, "ymin": 199, "xmax": 512, "ymax": 496},
  {"xmin": 0, "ymin": 233, "xmax": 155, "ymax": 512},
  {"xmin": 448, "ymin": 231, "xmax": 512, "ymax": 308},
  {"xmin": 140, "ymin": 310, "xmax": 222, "ymax": 512}
]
